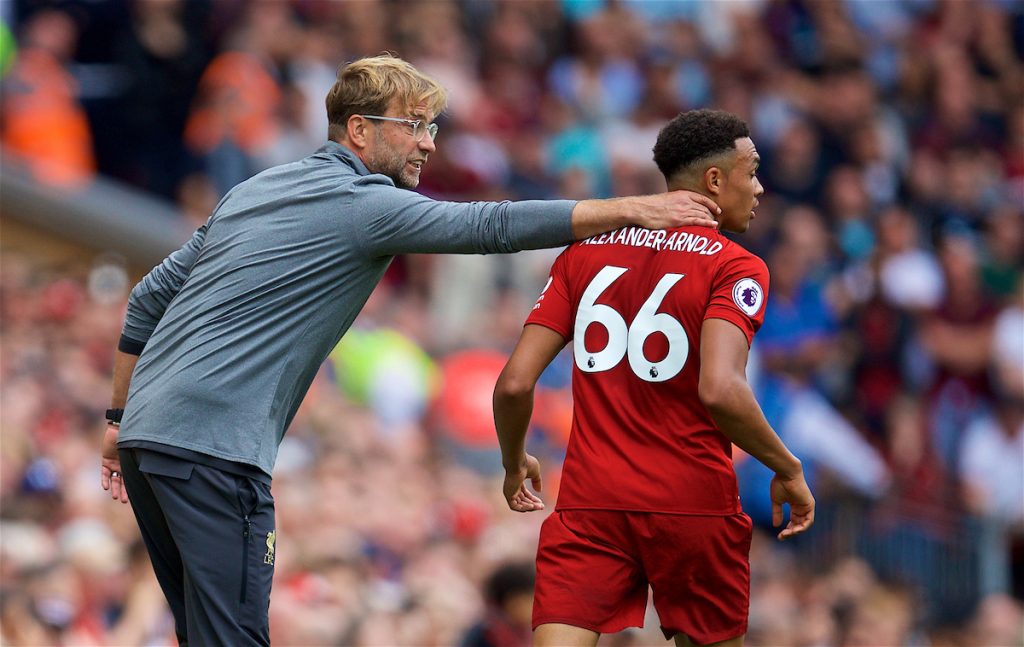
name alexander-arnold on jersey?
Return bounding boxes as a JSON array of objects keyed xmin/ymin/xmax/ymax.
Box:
[{"xmin": 582, "ymin": 227, "xmax": 724, "ymax": 255}]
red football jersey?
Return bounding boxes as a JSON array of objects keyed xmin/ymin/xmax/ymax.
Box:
[{"xmin": 526, "ymin": 225, "xmax": 770, "ymax": 514}]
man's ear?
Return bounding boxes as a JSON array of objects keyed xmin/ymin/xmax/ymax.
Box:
[
  {"xmin": 346, "ymin": 115, "xmax": 369, "ymax": 149},
  {"xmin": 704, "ymin": 166, "xmax": 724, "ymax": 196}
]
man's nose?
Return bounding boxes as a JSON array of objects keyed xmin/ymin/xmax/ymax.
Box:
[{"xmin": 419, "ymin": 132, "xmax": 436, "ymax": 153}]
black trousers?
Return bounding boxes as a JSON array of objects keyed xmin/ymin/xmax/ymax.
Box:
[{"xmin": 119, "ymin": 448, "xmax": 276, "ymax": 647}]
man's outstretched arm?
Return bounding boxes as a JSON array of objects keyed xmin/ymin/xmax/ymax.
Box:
[
  {"xmin": 699, "ymin": 318, "xmax": 815, "ymax": 540},
  {"xmin": 493, "ymin": 324, "xmax": 568, "ymax": 512},
  {"xmin": 357, "ymin": 183, "xmax": 721, "ymax": 257},
  {"xmin": 570, "ymin": 191, "xmax": 721, "ymax": 240}
]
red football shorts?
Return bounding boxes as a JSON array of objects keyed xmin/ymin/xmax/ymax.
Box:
[{"xmin": 533, "ymin": 509, "xmax": 753, "ymax": 644}]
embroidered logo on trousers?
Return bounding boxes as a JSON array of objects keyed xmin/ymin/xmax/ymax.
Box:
[{"xmin": 264, "ymin": 530, "xmax": 276, "ymax": 565}]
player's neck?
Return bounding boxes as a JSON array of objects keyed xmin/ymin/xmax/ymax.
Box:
[
  {"xmin": 664, "ymin": 185, "xmax": 722, "ymax": 227},
  {"xmin": 666, "ymin": 181, "xmax": 706, "ymax": 195}
]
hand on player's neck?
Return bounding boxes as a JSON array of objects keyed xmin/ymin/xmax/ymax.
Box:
[
  {"xmin": 664, "ymin": 149, "xmax": 736, "ymax": 219},
  {"xmin": 666, "ymin": 179, "xmax": 721, "ymax": 227}
]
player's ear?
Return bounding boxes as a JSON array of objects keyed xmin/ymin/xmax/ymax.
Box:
[{"xmin": 704, "ymin": 166, "xmax": 723, "ymax": 196}]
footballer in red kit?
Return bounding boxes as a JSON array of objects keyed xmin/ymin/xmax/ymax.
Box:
[
  {"xmin": 494, "ymin": 110, "xmax": 815, "ymax": 647},
  {"xmin": 528, "ymin": 225, "xmax": 768, "ymax": 516}
]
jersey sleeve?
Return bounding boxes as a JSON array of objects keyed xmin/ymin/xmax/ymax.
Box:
[
  {"xmin": 525, "ymin": 248, "xmax": 573, "ymax": 340},
  {"xmin": 704, "ymin": 251, "xmax": 770, "ymax": 346}
]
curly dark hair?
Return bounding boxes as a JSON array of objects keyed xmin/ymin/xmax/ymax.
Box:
[{"xmin": 652, "ymin": 109, "xmax": 750, "ymax": 181}]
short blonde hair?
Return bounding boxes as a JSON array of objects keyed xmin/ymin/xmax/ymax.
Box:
[{"xmin": 325, "ymin": 54, "xmax": 448, "ymax": 140}]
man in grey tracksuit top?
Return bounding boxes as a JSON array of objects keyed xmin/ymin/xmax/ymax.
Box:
[{"xmin": 100, "ymin": 55, "xmax": 719, "ymax": 646}]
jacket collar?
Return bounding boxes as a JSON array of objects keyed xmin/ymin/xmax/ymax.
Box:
[{"xmin": 315, "ymin": 140, "xmax": 372, "ymax": 176}]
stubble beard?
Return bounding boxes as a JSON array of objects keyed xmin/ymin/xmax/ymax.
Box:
[{"xmin": 368, "ymin": 132, "xmax": 419, "ymax": 189}]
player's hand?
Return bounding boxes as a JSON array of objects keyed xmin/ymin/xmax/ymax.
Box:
[
  {"xmin": 503, "ymin": 453, "xmax": 545, "ymax": 513},
  {"xmin": 629, "ymin": 190, "xmax": 720, "ymax": 230},
  {"xmin": 770, "ymin": 471, "xmax": 814, "ymax": 541},
  {"xmin": 100, "ymin": 423, "xmax": 129, "ymax": 504}
]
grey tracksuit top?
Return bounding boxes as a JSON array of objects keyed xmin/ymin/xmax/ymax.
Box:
[{"xmin": 119, "ymin": 141, "xmax": 576, "ymax": 476}]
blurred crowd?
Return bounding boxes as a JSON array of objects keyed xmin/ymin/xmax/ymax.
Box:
[{"xmin": 2, "ymin": 0, "xmax": 1023, "ymax": 645}]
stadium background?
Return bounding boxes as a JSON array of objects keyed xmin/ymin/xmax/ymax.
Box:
[{"xmin": 1, "ymin": 0, "xmax": 1022, "ymax": 645}]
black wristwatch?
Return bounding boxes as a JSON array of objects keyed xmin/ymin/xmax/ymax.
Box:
[{"xmin": 105, "ymin": 408, "xmax": 124, "ymax": 426}]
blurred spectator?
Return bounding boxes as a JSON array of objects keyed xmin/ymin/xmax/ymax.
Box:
[
  {"xmin": 98, "ymin": 0, "xmax": 210, "ymax": 200},
  {"xmin": 401, "ymin": 0, "xmax": 479, "ymax": 125},
  {"xmin": 256, "ymin": 80, "xmax": 321, "ymax": 169},
  {"xmin": 1, "ymin": 9, "xmax": 95, "ymax": 187},
  {"xmin": 282, "ymin": 18, "xmax": 344, "ymax": 153},
  {"xmin": 1004, "ymin": 105, "xmax": 1024, "ymax": 201},
  {"xmin": 874, "ymin": 206, "xmax": 944, "ymax": 312},
  {"xmin": 183, "ymin": 3, "xmax": 293, "ymax": 194},
  {"xmin": 920, "ymin": 233, "xmax": 998, "ymax": 471},
  {"xmin": 740, "ymin": 213, "xmax": 890, "ymax": 526},
  {"xmin": 547, "ymin": 9, "xmax": 644, "ymax": 123},
  {"xmin": 981, "ymin": 205, "xmax": 1024, "ymax": 300},
  {"xmin": 990, "ymin": 285, "xmax": 1024, "ymax": 399},
  {"xmin": 824, "ymin": 165, "xmax": 875, "ymax": 262},
  {"xmin": 837, "ymin": 206, "xmax": 941, "ymax": 435},
  {"xmin": 761, "ymin": 118, "xmax": 827, "ymax": 206},
  {"xmin": 328, "ymin": 321, "xmax": 439, "ymax": 432},
  {"xmin": 959, "ymin": 296, "xmax": 1024, "ymax": 600},
  {"xmin": 841, "ymin": 584, "xmax": 918, "ymax": 647},
  {"xmin": 966, "ymin": 593, "xmax": 1024, "ymax": 647},
  {"xmin": 175, "ymin": 171, "xmax": 220, "ymax": 229},
  {"xmin": 459, "ymin": 561, "xmax": 534, "ymax": 647}
]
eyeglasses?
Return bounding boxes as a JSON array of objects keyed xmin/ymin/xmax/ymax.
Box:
[{"xmin": 360, "ymin": 115, "xmax": 439, "ymax": 142}]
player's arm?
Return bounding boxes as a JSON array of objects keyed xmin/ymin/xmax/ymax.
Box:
[
  {"xmin": 493, "ymin": 324, "xmax": 568, "ymax": 513},
  {"xmin": 698, "ymin": 318, "xmax": 815, "ymax": 540}
]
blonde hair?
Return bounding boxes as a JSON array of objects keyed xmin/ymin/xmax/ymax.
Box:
[{"xmin": 325, "ymin": 54, "xmax": 448, "ymax": 140}]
